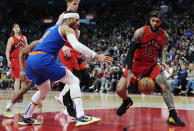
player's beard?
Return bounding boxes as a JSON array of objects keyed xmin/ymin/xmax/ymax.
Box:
[{"xmin": 150, "ymin": 25, "xmax": 160, "ymax": 33}]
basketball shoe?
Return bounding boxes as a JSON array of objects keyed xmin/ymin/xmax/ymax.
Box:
[
  {"xmin": 117, "ymin": 97, "xmax": 133, "ymax": 116},
  {"xmin": 2, "ymin": 108, "xmax": 14, "ymax": 118},
  {"xmin": 167, "ymin": 111, "xmax": 185, "ymax": 126},
  {"xmin": 75, "ymin": 115, "xmax": 101, "ymax": 127},
  {"xmin": 18, "ymin": 116, "xmax": 42, "ymax": 125}
]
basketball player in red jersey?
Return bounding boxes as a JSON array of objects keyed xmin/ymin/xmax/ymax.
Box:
[
  {"xmin": 3, "ymin": 23, "xmax": 28, "ymax": 117},
  {"xmin": 116, "ymin": 11, "xmax": 185, "ymax": 126}
]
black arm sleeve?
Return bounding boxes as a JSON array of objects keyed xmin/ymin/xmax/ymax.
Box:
[{"xmin": 125, "ymin": 41, "xmax": 139, "ymax": 70}]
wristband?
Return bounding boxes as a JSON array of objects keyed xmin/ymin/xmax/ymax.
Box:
[{"xmin": 20, "ymin": 69, "xmax": 25, "ymax": 71}]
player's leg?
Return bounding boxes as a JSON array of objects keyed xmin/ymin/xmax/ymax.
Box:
[
  {"xmin": 116, "ymin": 76, "xmax": 133, "ymax": 116},
  {"xmin": 60, "ymin": 69, "xmax": 101, "ymax": 126},
  {"xmin": 3, "ymin": 81, "xmax": 32, "ymax": 118},
  {"xmin": 55, "ymin": 68, "xmax": 81, "ymax": 118},
  {"xmin": 154, "ymin": 67, "xmax": 185, "ymax": 126},
  {"xmin": 55, "ymin": 56, "xmax": 78, "ymax": 117},
  {"xmin": 14, "ymin": 78, "xmax": 20, "ymax": 93},
  {"xmin": 18, "ymin": 80, "xmax": 51, "ymax": 125},
  {"xmin": 80, "ymin": 68, "xmax": 92, "ymax": 91}
]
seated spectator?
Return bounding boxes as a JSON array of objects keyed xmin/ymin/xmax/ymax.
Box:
[
  {"xmin": 174, "ymin": 64, "xmax": 188, "ymax": 95},
  {"xmin": 184, "ymin": 63, "xmax": 194, "ymax": 95}
]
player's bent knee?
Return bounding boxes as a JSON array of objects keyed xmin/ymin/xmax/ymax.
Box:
[
  {"xmin": 65, "ymin": 69, "xmax": 80, "ymax": 85},
  {"xmin": 32, "ymin": 80, "xmax": 51, "ymax": 104},
  {"xmin": 160, "ymin": 84, "xmax": 170, "ymax": 92}
]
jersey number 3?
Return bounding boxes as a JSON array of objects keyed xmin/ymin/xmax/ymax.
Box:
[{"xmin": 144, "ymin": 48, "xmax": 155, "ymax": 57}]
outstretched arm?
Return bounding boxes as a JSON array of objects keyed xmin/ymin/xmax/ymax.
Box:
[
  {"xmin": 158, "ymin": 31, "xmax": 169, "ymax": 64},
  {"xmin": 60, "ymin": 25, "xmax": 113, "ymax": 63}
]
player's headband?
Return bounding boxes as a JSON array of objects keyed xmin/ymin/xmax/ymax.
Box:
[
  {"xmin": 64, "ymin": 13, "xmax": 80, "ymax": 19},
  {"xmin": 150, "ymin": 11, "xmax": 162, "ymax": 20}
]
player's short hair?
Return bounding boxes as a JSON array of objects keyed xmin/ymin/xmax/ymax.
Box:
[{"xmin": 149, "ymin": 10, "xmax": 163, "ymax": 21}]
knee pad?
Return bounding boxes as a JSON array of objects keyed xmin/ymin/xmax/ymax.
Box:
[{"xmin": 32, "ymin": 80, "xmax": 51, "ymax": 104}]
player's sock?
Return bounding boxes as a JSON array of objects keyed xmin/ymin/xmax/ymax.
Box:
[
  {"xmin": 6, "ymin": 100, "xmax": 14, "ymax": 109},
  {"xmin": 24, "ymin": 102, "xmax": 37, "ymax": 118},
  {"xmin": 73, "ymin": 98, "xmax": 84, "ymax": 118},
  {"xmin": 169, "ymin": 109, "xmax": 176, "ymax": 116}
]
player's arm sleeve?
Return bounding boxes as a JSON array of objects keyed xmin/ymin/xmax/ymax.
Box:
[
  {"xmin": 126, "ymin": 27, "xmax": 144, "ymax": 70},
  {"xmin": 125, "ymin": 41, "xmax": 138, "ymax": 70},
  {"xmin": 66, "ymin": 34, "xmax": 97, "ymax": 58}
]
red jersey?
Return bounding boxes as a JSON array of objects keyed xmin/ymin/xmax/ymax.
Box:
[
  {"xmin": 133, "ymin": 26, "xmax": 165, "ymax": 65},
  {"xmin": 10, "ymin": 35, "xmax": 27, "ymax": 79},
  {"xmin": 10, "ymin": 35, "xmax": 26, "ymax": 59}
]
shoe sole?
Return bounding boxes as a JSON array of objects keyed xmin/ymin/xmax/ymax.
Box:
[
  {"xmin": 167, "ymin": 120, "xmax": 185, "ymax": 126},
  {"xmin": 75, "ymin": 118, "xmax": 101, "ymax": 127},
  {"xmin": 2, "ymin": 113, "xmax": 14, "ymax": 118},
  {"xmin": 18, "ymin": 121, "xmax": 42, "ymax": 126}
]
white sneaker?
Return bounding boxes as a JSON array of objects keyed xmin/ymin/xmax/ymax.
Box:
[
  {"xmin": 55, "ymin": 94, "xmax": 64, "ymax": 105},
  {"xmin": 2, "ymin": 108, "xmax": 14, "ymax": 118},
  {"xmin": 75, "ymin": 115, "xmax": 101, "ymax": 127}
]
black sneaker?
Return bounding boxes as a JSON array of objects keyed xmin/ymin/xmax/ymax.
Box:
[
  {"xmin": 167, "ymin": 112, "xmax": 185, "ymax": 126},
  {"xmin": 117, "ymin": 97, "xmax": 133, "ymax": 116},
  {"xmin": 18, "ymin": 116, "xmax": 42, "ymax": 126}
]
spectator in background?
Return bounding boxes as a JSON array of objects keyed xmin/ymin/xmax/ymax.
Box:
[{"xmin": 184, "ymin": 63, "xmax": 194, "ymax": 95}]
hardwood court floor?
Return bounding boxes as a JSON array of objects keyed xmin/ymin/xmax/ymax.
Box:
[{"xmin": 0, "ymin": 90, "xmax": 194, "ymax": 131}]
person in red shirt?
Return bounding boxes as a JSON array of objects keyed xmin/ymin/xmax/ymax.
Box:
[
  {"xmin": 6, "ymin": 23, "xmax": 28, "ymax": 93},
  {"xmin": 3, "ymin": 23, "xmax": 28, "ymax": 117},
  {"xmin": 116, "ymin": 11, "xmax": 185, "ymax": 126}
]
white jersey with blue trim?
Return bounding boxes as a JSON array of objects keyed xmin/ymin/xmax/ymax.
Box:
[{"xmin": 33, "ymin": 24, "xmax": 67, "ymax": 56}]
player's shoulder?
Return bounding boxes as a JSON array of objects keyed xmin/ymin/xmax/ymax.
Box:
[
  {"xmin": 61, "ymin": 24, "xmax": 74, "ymax": 32},
  {"xmin": 8, "ymin": 36, "xmax": 14, "ymax": 42},
  {"xmin": 23, "ymin": 35, "xmax": 27, "ymax": 39},
  {"xmin": 135, "ymin": 27, "xmax": 145, "ymax": 34}
]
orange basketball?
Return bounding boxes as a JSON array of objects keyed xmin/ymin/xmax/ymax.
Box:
[{"xmin": 138, "ymin": 77, "xmax": 155, "ymax": 94}]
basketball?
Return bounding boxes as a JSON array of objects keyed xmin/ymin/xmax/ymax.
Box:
[{"xmin": 138, "ymin": 77, "xmax": 155, "ymax": 94}]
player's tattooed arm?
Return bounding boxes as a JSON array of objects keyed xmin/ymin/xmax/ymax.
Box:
[
  {"xmin": 154, "ymin": 72, "xmax": 175, "ymax": 109},
  {"xmin": 158, "ymin": 31, "xmax": 169, "ymax": 64},
  {"xmin": 132, "ymin": 27, "xmax": 145, "ymax": 42},
  {"xmin": 164, "ymin": 31, "xmax": 169, "ymax": 44}
]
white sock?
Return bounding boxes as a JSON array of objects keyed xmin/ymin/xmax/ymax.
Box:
[
  {"xmin": 24, "ymin": 102, "xmax": 37, "ymax": 118},
  {"xmin": 73, "ymin": 98, "xmax": 84, "ymax": 118},
  {"xmin": 6, "ymin": 100, "xmax": 14, "ymax": 109}
]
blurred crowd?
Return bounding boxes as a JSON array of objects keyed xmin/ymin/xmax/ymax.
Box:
[{"xmin": 0, "ymin": 0, "xmax": 193, "ymax": 95}]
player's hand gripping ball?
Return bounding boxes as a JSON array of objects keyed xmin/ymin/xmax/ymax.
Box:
[{"xmin": 138, "ymin": 77, "xmax": 155, "ymax": 94}]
